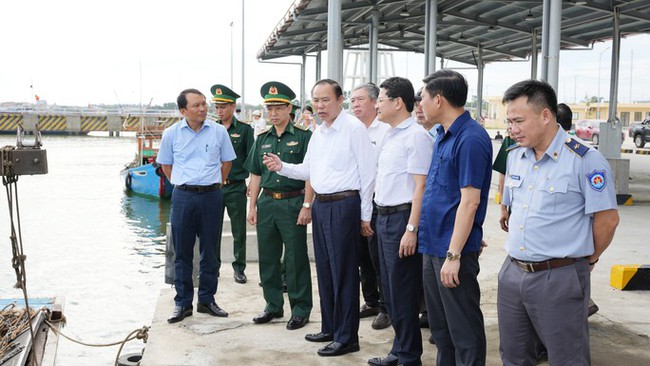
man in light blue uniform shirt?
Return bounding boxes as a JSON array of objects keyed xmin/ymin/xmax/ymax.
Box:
[
  {"xmin": 157, "ymin": 88, "xmax": 236, "ymax": 323},
  {"xmin": 499, "ymin": 80, "xmax": 619, "ymax": 365}
]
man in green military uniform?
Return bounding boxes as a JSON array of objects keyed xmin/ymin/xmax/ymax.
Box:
[
  {"xmin": 244, "ymin": 81, "xmax": 313, "ymax": 330},
  {"xmin": 211, "ymin": 84, "xmax": 255, "ymax": 284}
]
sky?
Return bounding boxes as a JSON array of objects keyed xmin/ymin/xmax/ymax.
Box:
[{"xmin": 1, "ymin": 0, "xmax": 649, "ymax": 107}]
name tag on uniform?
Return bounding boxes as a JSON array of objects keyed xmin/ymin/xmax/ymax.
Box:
[
  {"xmin": 286, "ymin": 141, "xmax": 299, "ymax": 146},
  {"xmin": 261, "ymin": 144, "xmax": 272, "ymax": 149},
  {"xmin": 510, "ymin": 175, "xmax": 521, "ymax": 180}
]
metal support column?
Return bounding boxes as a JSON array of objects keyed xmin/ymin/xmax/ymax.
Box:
[
  {"xmin": 240, "ymin": 0, "xmax": 246, "ymax": 117},
  {"xmin": 546, "ymin": 0, "xmax": 562, "ymax": 92},
  {"xmin": 316, "ymin": 51, "xmax": 322, "ymax": 81},
  {"xmin": 540, "ymin": 0, "xmax": 550, "ymax": 81},
  {"xmin": 424, "ymin": 0, "xmax": 438, "ymax": 75},
  {"xmin": 327, "ymin": 0, "xmax": 344, "ymax": 83},
  {"xmin": 531, "ymin": 29, "xmax": 538, "ymax": 79},
  {"xmin": 301, "ymin": 54, "xmax": 307, "ymax": 108},
  {"xmin": 369, "ymin": 7, "xmax": 379, "ymax": 84},
  {"xmin": 476, "ymin": 44, "xmax": 484, "ymax": 122},
  {"xmin": 601, "ymin": 7, "xmax": 623, "ymax": 160}
]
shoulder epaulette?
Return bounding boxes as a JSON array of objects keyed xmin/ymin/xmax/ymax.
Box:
[
  {"xmin": 256, "ymin": 127, "xmax": 271, "ymax": 136},
  {"xmin": 293, "ymin": 122, "xmax": 309, "ymax": 131},
  {"xmin": 506, "ymin": 144, "xmax": 521, "ymax": 152},
  {"xmin": 564, "ymin": 138, "xmax": 589, "ymax": 157}
]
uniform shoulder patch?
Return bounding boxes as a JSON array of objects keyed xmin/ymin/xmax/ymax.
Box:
[
  {"xmin": 293, "ymin": 122, "xmax": 309, "ymax": 131},
  {"xmin": 564, "ymin": 138, "xmax": 589, "ymax": 157},
  {"xmin": 506, "ymin": 144, "xmax": 521, "ymax": 152},
  {"xmin": 586, "ymin": 170, "xmax": 607, "ymax": 191},
  {"xmin": 256, "ymin": 127, "xmax": 271, "ymax": 136}
]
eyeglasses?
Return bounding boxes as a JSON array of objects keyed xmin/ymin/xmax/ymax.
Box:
[{"xmin": 377, "ymin": 97, "xmax": 395, "ymax": 103}]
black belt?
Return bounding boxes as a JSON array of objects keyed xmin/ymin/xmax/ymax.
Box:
[
  {"xmin": 175, "ymin": 183, "xmax": 221, "ymax": 193},
  {"xmin": 223, "ymin": 179, "xmax": 245, "ymax": 186},
  {"xmin": 375, "ymin": 203, "xmax": 412, "ymax": 215},
  {"xmin": 262, "ymin": 189, "xmax": 305, "ymax": 200},
  {"xmin": 511, "ymin": 257, "xmax": 579, "ymax": 273},
  {"xmin": 315, "ymin": 190, "xmax": 358, "ymax": 202}
]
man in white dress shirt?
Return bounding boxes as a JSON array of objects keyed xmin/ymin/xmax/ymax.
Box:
[
  {"xmin": 263, "ymin": 79, "xmax": 377, "ymax": 357},
  {"xmin": 367, "ymin": 77, "xmax": 433, "ymax": 366}
]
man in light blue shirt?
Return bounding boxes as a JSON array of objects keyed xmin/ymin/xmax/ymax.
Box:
[
  {"xmin": 157, "ymin": 88, "xmax": 236, "ymax": 324},
  {"xmin": 499, "ymin": 80, "xmax": 619, "ymax": 365}
]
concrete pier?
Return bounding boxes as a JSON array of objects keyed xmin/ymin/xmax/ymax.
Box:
[{"xmin": 142, "ymin": 146, "xmax": 650, "ymax": 365}]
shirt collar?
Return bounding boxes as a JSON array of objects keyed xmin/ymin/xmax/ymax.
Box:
[
  {"xmin": 180, "ymin": 118, "xmax": 210, "ymax": 132},
  {"xmin": 437, "ymin": 111, "xmax": 470, "ymax": 139},
  {"xmin": 521, "ymin": 126, "xmax": 565, "ymax": 161},
  {"xmin": 322, "ymin": 110, "xmax": 345, "ymax": 132},
  {"xmin": 394, "ymin": 116, "xmax": 416, "ymax": 130},
  {"xmin": 218, "ymin": 117, "xmax": 238, "ymax": 131},
  {"xmin": 270, "ymin": 121, "xmax": 295, "ymax": 137},
  {"xmin": 369, "ymin": 116, "xmax": 381, "ymax": 129}
]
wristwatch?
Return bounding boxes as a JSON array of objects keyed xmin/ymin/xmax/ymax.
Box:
[
  {"xmin": 406, "ymin": 224, "xmax": 418, "ymax": 233},
  {"xmin": 446, "ymin": 251, "xmax": 461, "ymax": 261},
  {"xmin": 302, "ymin": 202, "xmax": 312, "ymax": 209}
]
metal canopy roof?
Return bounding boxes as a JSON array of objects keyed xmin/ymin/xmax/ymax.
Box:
[{"xmin": 257, "ymin": 0, "xmax": 650, "ymax": 66}]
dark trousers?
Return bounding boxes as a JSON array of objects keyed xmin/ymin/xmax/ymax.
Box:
[
  {"xmin": 359, "ymin": 209, "xmax": 386, "ymax": 311},
  {"xmin": 256, "ymin": 194, "xmax": 312, "ymax": 317},
  {"xmin": 170, "ymin": 188, "xmax": 224, "ymax": 307},
  {"xmin": 423, "ymin": 253, "xmax": 486, "ymax": 366},
  {"xmin": 311, "ymin": 194, "xmax": 360, "ymax": 344},
  {"xmin": 497, "ymin": 257, "xmax": 590, "ymax": 366},
  {"xmin": 220, "ymin": 181, "xmax": 247, "ymax": 272},
  {"xmin": 377, "ymin": 210, "xmax": 422, "ymax": 366}
]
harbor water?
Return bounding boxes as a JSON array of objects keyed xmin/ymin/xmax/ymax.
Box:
[{"xmin": 0, "ymin": 133, "xmax": 169, "ymax": 365}]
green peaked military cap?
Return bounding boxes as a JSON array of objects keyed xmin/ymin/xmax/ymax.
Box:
[
  {"xmin": 260, "ymin": 81, "xmax": 296, "ymax": 105},
  {"xmin": 291, "ymin": 102, "xmax": 300, "ymax": 114},
  {"xmin": 210, "ymin": 84, "xmax": 240, "ymax": 104}
]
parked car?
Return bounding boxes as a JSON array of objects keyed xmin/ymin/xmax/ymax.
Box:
[
  {"xmin": 628, "ymin": 116, "xmax": 650, "ymax": 148},
  {"xmin": 574, "ymin": 119, "xmax": 624, "ymax": 145}
]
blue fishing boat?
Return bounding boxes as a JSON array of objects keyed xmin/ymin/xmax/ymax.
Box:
[{"xmin": 121, "ymin": 121, "xmax": 173, "ymax": 199}]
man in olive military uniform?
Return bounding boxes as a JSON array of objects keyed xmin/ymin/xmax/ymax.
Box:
[
  {"xmin": 244, "ymin": 81, "xmax": 314, "ymax": 330},
  {"xmin": 211, "ymin": 84, "xmax": 255, "ymax": 284}
]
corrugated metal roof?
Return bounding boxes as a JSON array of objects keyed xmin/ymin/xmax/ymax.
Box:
[{"xmin": 257, "ymin": 0, "xmax": 650, "ymax": 65}]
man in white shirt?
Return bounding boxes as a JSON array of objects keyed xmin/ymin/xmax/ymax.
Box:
[
  {"xmin": 367, "ymin": 77, "xmax": 433, "ymax": 366},
  {"xmin": 350, "ymin": 82, "xmax": 391, "ymax": 330},
  {"xmin": 263, "ymin": 79, "xmax": 376, "ymax": 357}
]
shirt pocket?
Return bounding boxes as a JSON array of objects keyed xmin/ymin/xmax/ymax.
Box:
[
  {"xmin": 432, "ymin": 155, "xmax": 451, "ymax": 189},
  {"xmin": 280, "ymin": 145, "xmax": 303, "ymax": 164},
  {"xmin": 532, "ymin": 179, "xmax": 568, "ymax": 215},
  {"xmin": 506, "ymin": 176, "xmax": 523, "ymax": 204}
]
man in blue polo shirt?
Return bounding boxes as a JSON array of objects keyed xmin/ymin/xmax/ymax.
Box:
[
  {"xmin": 418, "ymin": 70, "xmax": 492, "ymax": 365},
  {"xmin": 158, "ymin": 88, "xmax": 237, "ymax": 324}
]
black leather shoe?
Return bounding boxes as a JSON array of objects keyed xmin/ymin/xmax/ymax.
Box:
[
  {"xmin": 167, "ymin": 305, "xmax": 192, "ymax": 323},
  {"xmin": 368, "ymin": 354, "xmax": 399, "ymax": 366},
  {"xmin": 305, "ymin": 332, "xmax": 333, "ymax": 342},
  {"xmin": 317, "ymin": 341, "xmax": 360, "ymax": 357},
  {"xmin": 360, "ymin": 303, "xmax": 380, "ymax": 318},
  {"xmin": 253, "ymin": 310, "xmax": 283, "ymax": 324},
  {"xmin": 286, "ymin": 315, "xmax": 309, "ymax": 330},
  {"xmin": 372, "ymin": 312, "xmax": 391, "ymax": 330},
  {"xmin": 197, "ymin": 302, "xmax": 228, "ymax": 317},
  {"xmin": 234, "ymin": 270, "xmax": 247, "ymax": 284}
]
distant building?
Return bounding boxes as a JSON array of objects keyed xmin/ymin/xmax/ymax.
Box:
[{"xmin": 484, "ymin": 96, "xmax": 650, "ymax": 129}]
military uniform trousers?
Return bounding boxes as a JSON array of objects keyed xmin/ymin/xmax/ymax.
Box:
[
  {"xmin": 220, "ymin": 181, "xmax": 247, "ymax": 272},
  {"xmin": 311, "ymin": 194, "xmax": 361, "ymax": 345},
  {"xmin": 256, "ymin": 193, "xmax": 312, "ymax": 317},
  {"xmin": 377, "ymin": 209, "xmax": 423, "ymax": 366},
  {"xmin": 171, "ymin": 188, "xmax": 224, "ymax": 307}
]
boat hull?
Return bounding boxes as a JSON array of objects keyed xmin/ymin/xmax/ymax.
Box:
[{"xmin": 122, "ymin": 163, "xmax": 173, "ymax": 199}]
